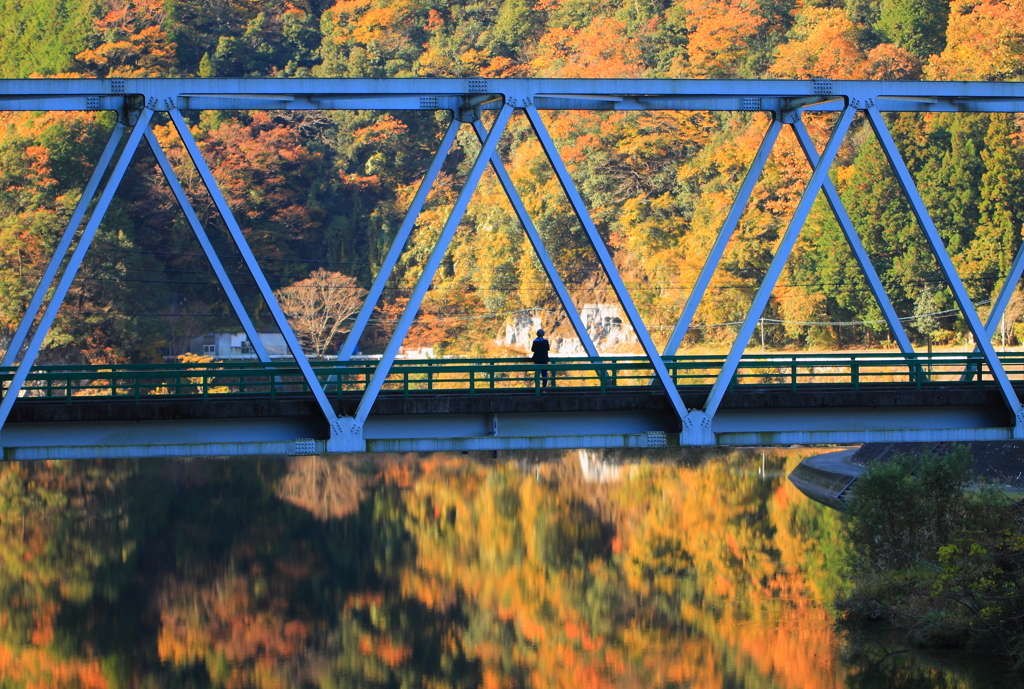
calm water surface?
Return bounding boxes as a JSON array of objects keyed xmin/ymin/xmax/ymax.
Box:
[{"xmin": 1, "ymin": 447, "xmax": 1021, "ymax": 688}]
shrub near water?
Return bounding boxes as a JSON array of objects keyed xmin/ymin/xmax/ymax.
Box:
[{"xmin": 841, "ymin": 446, "xmax": 1024, "ymax": 662}]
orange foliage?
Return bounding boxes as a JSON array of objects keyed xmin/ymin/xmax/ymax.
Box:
[
  {"xmin": 396, "ymin": 449, "xmax": 841, "ymax": 687},
  {"xmin": 0, "ymin": 644, "xmax": 108, "ymax": 689},
  {"xmin": 158, "ymin": 570, "xmax": 312, "ymax": 689},
  {"xmin": 75, "ymin": 0, "xmax": 175, "ymax": 77},
  {"xmin": 769, "ymin": 8, "xmax": 869, "ymax": 79},
  {"xmin": 681, "ymin": 0, "xmax": 766, "ymax": 78},
  {"xmin": 160, "ymin": 112, "xmax": 326, "ymax": 259},
  {"xmin": 926, "ymin": 0, "xmax": 1024, "ymax": 80},
  {"xmin": 530, "ymin": 18, "xmax": 645, "ymax": 78}
]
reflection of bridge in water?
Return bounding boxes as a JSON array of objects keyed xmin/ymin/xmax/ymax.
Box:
[
  {"xmin": 3, "ymin": 77, "xmax": 1024, "ymax": 456},
  {"xmin": 4, "ymin": 352, "xmax": 1022, "ymax": 459}
]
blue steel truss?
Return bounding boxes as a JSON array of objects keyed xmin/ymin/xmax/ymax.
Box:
[{"xmin": 1, "ymin": 78, "xmax": 1024, "ymax": 451}]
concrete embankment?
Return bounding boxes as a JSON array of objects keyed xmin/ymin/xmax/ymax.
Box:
[{"xmin": 790, "ymin": 441, "xmax": 1024, "ymax": 510}]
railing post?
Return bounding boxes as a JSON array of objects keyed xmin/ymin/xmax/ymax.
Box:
[
  {"xmin": 134, "ymin": 374, "xmax": 140, "ymax": 403},
  {"xmin": 535, "ymin": 368, "xmax": 541, "ymax": 396},
  {"xmin": 791, "ymin": 357, "xmax": 797, "ymax": 392},
  {"xmin": 852, "ymin": 361, "xmax": 859, "ymax": 392},
  {"xmin": 203, "ymin": 374, "xmax": 209, "ymax": 401},
  {"xmin": 404, "ymin": 371, "xmax": 409, "ymax": 399},
  {"xmin": 469, "ymin": 369, "xmax": 475, "ymax": 397}
]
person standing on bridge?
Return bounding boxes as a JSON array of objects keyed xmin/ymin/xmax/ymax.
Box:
[{"xmin": 531, "ymin": 329, "xmax": 551, "ymax": 387}]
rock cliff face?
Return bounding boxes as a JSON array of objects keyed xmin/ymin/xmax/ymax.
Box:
[{"xmin": 502, "ymin": 305, "xmax": 639, "ymax": 355}]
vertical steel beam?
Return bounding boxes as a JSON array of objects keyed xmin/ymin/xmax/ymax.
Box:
[
  {"xmin": 865, "ymin": 106, "xmax": 1023, "ymax": 424},
  {"xmin": 0, "ymin": 109, "xmax": 154, "ymax": 432},
  {"xmin": 523, "ymin": 105, "xmax": 690, "ymax": 427},
  {"xmin": 470, "ymin": 118, "xmax": 600, "ymax": 358},
  {"xmin": 143, "ymin": 128, "xmax": 270, "ymax": 363},
  {"xmin": 959, "ymin": 247, "xmax": 1024, "ymax": 381},
  {"xmin": 2, "ymin": 123, "xmax": 126, "ymax": 367},
  {"xmin": 338, "ymin": 117, "xmax": 462, "ymax": 362},
  {"xmin": 353, "ymin": 104, "xmax": 514, "ymax": 427},
  {"xmin": 167, "ymin": 108, "xmax": 338, "ymax": 427},
  {"xmin": 662, "ymin": 117, "xmax": 782, "ymax": 356},
  {"xmin": 790, "ymin": 118, "xmax": 915, "ymax": 354},
  {"xmin": 984, "ymin": 245, "xmax": 1024, "ymax": 340},
  {"xmin": 704, "ymin": 106, "xmax": 857, "ymax": 420}
]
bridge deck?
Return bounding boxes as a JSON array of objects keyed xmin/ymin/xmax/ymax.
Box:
[
  {"xmin": 2, "ymin": 354, "xmax": 1019, "ymax": 458},
  {"xmin": 4, "ymin": 382, "xmax": 1013, "ymax": 423}
]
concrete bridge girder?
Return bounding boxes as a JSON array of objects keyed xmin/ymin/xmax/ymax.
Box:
[
  {"xmin": 3, "ymin": 78, "xmax": 1024, "ymax": 452},
  {"xmin": 1, "ymin": 398, "xmax": 1015, "ymax": 460}
]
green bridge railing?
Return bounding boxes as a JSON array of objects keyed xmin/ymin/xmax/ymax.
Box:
[{"xmin": 1, "ymin": 352, "xmax": 1021, "ymax": 403}]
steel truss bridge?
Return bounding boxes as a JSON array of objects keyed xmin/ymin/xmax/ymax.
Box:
[{"xmin": 2, "ymin": 77, "xmax": 1024, "ymax": 457}]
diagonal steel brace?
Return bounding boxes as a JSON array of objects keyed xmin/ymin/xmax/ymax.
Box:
[
  {"xmin": 0, "ymin": 109, "xmax": 154, "ymax": 435},
  {"xmin": 522, "ymin": 105, "xmax": 691, "ymax": 431},
  {"xmin": 865, "ymin": 106, "xmax": 1024, "ymax": 428},
  {"xmin": 2, "ymin": 124, "xmax": 126, "ymax": 367},
  {"xmin": 662, "ymin": 116, "xmax": 783, "ymax": 357},
  {"xmin": 469, "ymin": 118, "xmax": 600, "ymax": 359},
  {"xmin": 789, "ymin": 118, "xmax": 914, "ymax": 354},
  {"xmin": 704, "ymin": 106, "xmax": 857, "ymax": 420},
  {"xmin": 338, "ymin": 117, "xmax": 462, "ymax": 362},
  {"xmin": 349, "ymin": 104, "xmax": 516, "ymax": 435},
  {"xmin": 143, "ymin": 127, "xmax": 271, "ymax": 363},
  {"xmin": 167, "ymin": 108, "xmax": 339, "ymax": 428}
]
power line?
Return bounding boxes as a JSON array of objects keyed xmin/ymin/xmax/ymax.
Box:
[{"xmin": 101, "ymin": 246, "xmax": 372, "ymax": 265}]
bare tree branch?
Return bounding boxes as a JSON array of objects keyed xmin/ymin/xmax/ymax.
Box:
[{"xmin": 275, "ymin": 269, "xmax": 367, "ymax": 358}]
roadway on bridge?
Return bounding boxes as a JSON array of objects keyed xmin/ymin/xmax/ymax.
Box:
[{"xmin": 1, "ymin": 353, "xmax": 1019, "ymax": 458}]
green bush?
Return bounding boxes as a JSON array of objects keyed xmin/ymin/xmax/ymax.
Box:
[{"xmin": 841, "ymin": 446, "xmax": 1024, "ymax": 662}]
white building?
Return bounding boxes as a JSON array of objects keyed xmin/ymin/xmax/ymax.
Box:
[{"xmin": 188, "ymin": 332, "xmax": 290, "ymax": 359}]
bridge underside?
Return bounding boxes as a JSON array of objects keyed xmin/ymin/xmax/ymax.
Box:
[{"xmin": 3, "ymin": 386, "xmax": 1013, "ymax": 459}]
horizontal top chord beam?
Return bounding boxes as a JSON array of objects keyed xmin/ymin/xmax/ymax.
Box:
[{"xmin": 0, "ymin": 78, "xmax": 1023, "ymax": 113}]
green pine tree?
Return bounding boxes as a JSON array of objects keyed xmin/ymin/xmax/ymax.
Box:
[
  {"xmin": 876, "ymin": 0, "xmax": 950, "ymax": 58},
  {"xmin": 966, "ymin": 114, "xmax": 1024, "ymax": 301}
]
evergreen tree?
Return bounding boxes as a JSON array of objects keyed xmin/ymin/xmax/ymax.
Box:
[
  {"xmin": 966, "ymin": 114, "xmax": 1024, "ymax": 300},
  {"xmin": 914, "ymin": 285, "xmax": 942, "ymax": 340},
  {"xmin": 876, "ymin": 0, "xmax": 950, "ymax": 58},
  {"xmin": 917, "ymin": 114, "xmax": 987, "ymax": 298},
  {"xmin": 844, "ymin": 125, "xmax": 936, "ymax": 320}
]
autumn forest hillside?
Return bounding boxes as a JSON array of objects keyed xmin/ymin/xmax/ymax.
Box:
[{"xmin": 1, "ymin": 0, "xmax": 1023, "ymax": 362}]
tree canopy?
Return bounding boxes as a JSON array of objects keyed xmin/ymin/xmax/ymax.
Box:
[{"xmin": 0, "ymin": 0, "xmax": 1021, "ymax": 365}]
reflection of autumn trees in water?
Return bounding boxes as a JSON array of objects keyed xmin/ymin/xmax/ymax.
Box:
[
  {"xmin": 275, "ymin": 455, "xmax": 364, "ymax": 520},
  {"xmin": 0, "ymin": 451, "xmax": 999, "ymax": 688}
]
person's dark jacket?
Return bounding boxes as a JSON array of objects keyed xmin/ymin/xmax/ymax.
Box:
[{"xmin": 531, "ymin": 337, "xmax": 550, "ymax": 364}]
